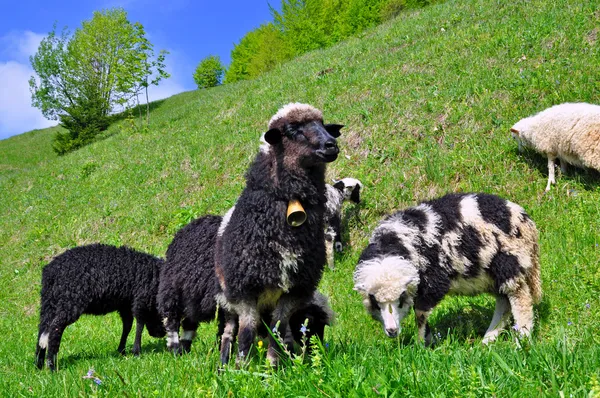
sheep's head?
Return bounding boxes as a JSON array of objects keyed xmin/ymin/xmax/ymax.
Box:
[
  {"xmin": 264, "ymin": 103, "xmax": 342, "ymax": 166},
  {"xmin": 333, "ymin": 177, "xmax": 363, "ymax": 204},
  {"xmin": 353, "ymin": 256, "xmax": 419, "ymax": 338},
  {"xmin": 145, "ymin": 312, "xmax": 167, "ymax": 338},
  {"xmin": 510, "ymin": 116, "xmax": 534, "ymax": 152}
]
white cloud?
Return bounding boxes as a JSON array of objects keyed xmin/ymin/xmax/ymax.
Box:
[
  {"xmin": 0, "ymin": 61, "xmax": 57, "ymax": 140},
  {"xmin": 0, "ymin": 31, "xmax": 56, "ymax": 140}
]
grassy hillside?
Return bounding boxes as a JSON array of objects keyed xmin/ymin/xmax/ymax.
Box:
[{"xmin": 1, "ymin": 0, "xmax": 600, "ymax": 395}]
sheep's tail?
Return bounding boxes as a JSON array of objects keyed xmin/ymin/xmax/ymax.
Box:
[{"xmin": 525, "ymin": 221, "xmax": 543, "ymax": 305}]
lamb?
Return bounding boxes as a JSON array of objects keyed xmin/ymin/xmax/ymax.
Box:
[
  {"xmin": 510, "ymin": 102, "xmax": 600, "ymax": 191},
  {"xmin": 324, "ymin": 178, "xmax": 363, "ymax": 269},
  {"xmin": 35, "ymin": 244, "xmax": 166, "ymax": 371},
  {"xmin": 158, "ymin": 214, "xmax": 335, "ymax": 355},
  {"xmin": 215, "ymin": 103, "xmax": 342, "ymax": 365},
  {"xmin": 353, "ymin": 193, "xmax": 541, "ymax": 345}
]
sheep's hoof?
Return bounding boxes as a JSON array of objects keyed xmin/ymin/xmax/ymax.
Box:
[{"xmin": 334, "ymin": 242, "xmax": 343, "ymax": 253}]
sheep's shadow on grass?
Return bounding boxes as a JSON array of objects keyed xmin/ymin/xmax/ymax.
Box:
[
  {"xmin": 427, "ymin": 296, "xmax": 551, "ymax": 346},
  {"xmin": 57, "ymin": 339, "xmax": 166, "ymax": 369},
  {"xmin": 515, "ymin": 148, "xmax": 600, "ymax": 191}
]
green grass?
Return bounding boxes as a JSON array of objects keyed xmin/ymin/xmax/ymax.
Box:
[{"xmin": 2, "ymin": 0, "xmax": 600, "ymax": 396}]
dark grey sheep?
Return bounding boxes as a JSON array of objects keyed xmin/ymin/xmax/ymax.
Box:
[
  {"xmin": 215, "ymin": 103, "xmax": 342, "ymax": 365},
  {"xmin": 35, "ymin": 244, "xmax": 165, "ymax": 371}
]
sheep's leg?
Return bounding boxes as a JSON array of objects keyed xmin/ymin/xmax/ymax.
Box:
[
  {"xmin": 508, "ymin": 285, "xmax": 534, "ymax": 338},
  {"xmin": 118, "ymin": 310, "xmax": 134, "ymax": 355},
  {"xmin": 267, "ymin": 296, "xmax": 297, "ymax": 366},
  {"xmin": 46, "ymin": 323, "xmax": 67, "ymax": 371},
  {"xmin": 331, "ymin": 214, "xmax": 343, "ymax": 253},
  {"xmin": 324, "ymin": 228, "xmax": 336, "ymax": 270},
  {"xmin": 414, "ymin": 308, "xmax": 432, "ymax": 346},
  {"xmin": 482, "ymin": 295, "xmax": 511, "ymax": 344},
  {"xmin": 546, "ymin": 156, "xmax": 557, "ymax": 191},
  {"xmin": 219, "ymin": 313, "xmax": 238, "ymax": 365},
  {"xmin": 236, "ymin": 302, "xmax": 259, "ymax": 366},
  {"xmin": 559, "ymin": 158, "xmax": 568, "ymax": 174},
  {"xmin": 131, "ymin": 318, "xmax": 145, "ymax": 356},
  {"xmin": 163, "ymin": 316, "xmax": 181, "ymax": 354},
  {"xmin": 180, "ymin": 318, "xmax": 199, "ymax": 354}
]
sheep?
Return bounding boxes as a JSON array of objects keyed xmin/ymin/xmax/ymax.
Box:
[
  {"xmin": 158, "ymin": 214, "xmax": 335, "ymax": 355},
  {"xmin": 353, "ymin": 193, "xmax": 541, "ymax": 345},
  {"xmin": 510, "ymin": 102, "xmax": 600, "ymax": 191},
  {"xmin": 261, "ymin": 133, "xmax": 363, "ymax": 270},
  {"xmin": 35, "ymin": 244, "xmax": 166, "ymax": 371},
  {"xmin": 157, "ymin": 215, "xmax": 224, "ymax": 354},
  {"xmin": 215, "ymin": 103, "xmax": 342, "ymax": 365},
  {"xmin": 324, "ymin": 178, "xmax": 363, "ymax": 269}
]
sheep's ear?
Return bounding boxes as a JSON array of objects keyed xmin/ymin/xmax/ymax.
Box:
[
  {"xmin": 510, "ymin": 127, "xmax": 520, "ymax": 135},
  {"xmin": 324, "ymin": 124, "xmax": 344, "ymax": 138},
  {"xmin": 353, "ymin": 283, "xmax": 366, "ymax": 292},
  {"xmin": 333, "ymin": 180, "xmax": 345, "ymax": 192},
  {"xmin": 264, "ymin": 128, "xmax": 282, "ymax": 145},
  {"xmin": 350, "ymin": 184, "xmax": 361, "ymax": 203}
]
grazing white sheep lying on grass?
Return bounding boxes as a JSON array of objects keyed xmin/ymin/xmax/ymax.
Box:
[
  {"xmin": 510, "ymin": 102, "xmax": 600, "ymax": 191},
  {"xmin": 354, "ymin": 193, "xmax": 542, "ymax": 345}
]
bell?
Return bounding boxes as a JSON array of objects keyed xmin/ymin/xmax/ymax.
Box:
[{"xmin": 286, "ymin": 199, "xmax": 307, "ymax": 227}]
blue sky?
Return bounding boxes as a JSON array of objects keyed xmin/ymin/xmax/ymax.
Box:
[{"xmin": 0, "ymin": 0, "xmax": 279, "ymax": 140}]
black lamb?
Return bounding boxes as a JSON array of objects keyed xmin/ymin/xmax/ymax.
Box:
[
  {"xmin": 157, "ymin": 214, "xmax": 335, "ymax": 355},
  {"xmin": 35, "ymin": 244, "xmax": 165, "ymax": 371},
  {"xmin": 215, "ymin": 103, "xmax": 342, "ymax": 365}
]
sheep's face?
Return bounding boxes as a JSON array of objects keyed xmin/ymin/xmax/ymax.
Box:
[
  {"xmin": 333, "ymin": 178, "xmax": 362, "ymax": 203},
  {"xmin": 146, "ymin": 314, "xmax": 167, "ymax": 338},
  {"xmin": 264, "ymin": 121, "xmax": 342, "ymax": 166},
  {"xmin": 510, "ymin": 117, "xmax": 533, "ymax": 152},
  {"xmin": 353, "ymin": 256, "xmax": 419, "ymax": 338}
]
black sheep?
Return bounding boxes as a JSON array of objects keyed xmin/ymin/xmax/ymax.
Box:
[
  {"xmin": 157, "ymin": 214, "xmax": 335, "ymax": 355},
  {"xmin": 215, "ymin": 103, "xmax": 342, "ymax": 365},
  {"xmin": 157, "ymin": 215, "xmax": 223, "ymax": 354},
  {"xmin": 35, "ymin": 244, "xmax": 165, "ymax": 370}
]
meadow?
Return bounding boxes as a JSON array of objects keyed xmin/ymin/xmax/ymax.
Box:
[{"xmin": 1, "ymin": 0, "xmax": 599, "ymax": 396}]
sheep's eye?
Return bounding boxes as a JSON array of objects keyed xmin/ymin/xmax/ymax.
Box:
[
  {"xmin": 368, "ymin": 294, "xmax": 380, "ymax": 310},
  {"xmin": 398, "ymin": 292, "xmax": 407, "ymax": 307}
]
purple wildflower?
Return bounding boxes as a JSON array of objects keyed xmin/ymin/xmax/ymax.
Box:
[
  {"xmin": 567, "ymin": 321, "xmax": 572, "ymax": 326},
  {"xmin": 94, "ymin": 378, "xmax": 102, "ymax": 386},
  {"xmin": 86, "ymin": 369, "xmax": 94, "ymax": 377},
  {"xmin": 300, "ymin": 325, "xmax": 308, "ymax": 334},
  {"xmin": 585, "ymin": 303, "xmax": 591, "ymax": 309}
]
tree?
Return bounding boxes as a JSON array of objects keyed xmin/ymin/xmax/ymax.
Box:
[
  {"xmin": 193, "ymin": 55, "xmax": 224, "ymax": 89},
  {"xmin": 29, "ymin": 8, "xmax": 169, "ymax": 153}
]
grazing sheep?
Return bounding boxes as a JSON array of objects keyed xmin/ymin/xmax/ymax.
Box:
[
  {"xmin": 510, "ymin": 102, "xmax": 600, "ymax": 191},
  {"xmin": 35, "ymin": 244, "xmax": 165, "ymax": 371},
  {"xmin": 325, "ymin": 178, "xmax": 363, "ymax": 269},
  {"xmin": 215, "ymin": 103, "xmax": 342, "ymax": 365},
  {"xmin": 157, "ymin": 215, "xmax": 224, "ymax": 354},
  {"xmin": 353, "ymin": 193, "xmax": 541, "ymax": 345},
  {"xmin": 158, "ymin": 214, "xmax": 335, "ymax": 355}
]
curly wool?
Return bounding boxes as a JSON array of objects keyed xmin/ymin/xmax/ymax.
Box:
[
  {"xmin": 36, "ymin": 244, "xmax": 165, "ymax": 370},
  {"xmin": 353, "ymin": 256, "xmax": 420, "ymax": 302},
  {"xmin": 268, "ymin": 103, "xmax": 323, "ymax": 131},
  {"xmin": 511, "ymin": 103, "xmax": 600, "ymax": 189},
  {"xmin": 157, "ymin": 215, "xmax": 223, "ymax": 351}
]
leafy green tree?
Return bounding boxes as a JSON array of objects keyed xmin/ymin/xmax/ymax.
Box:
[
  {"xmin": 193, "ymin": 55, "xmax": 224, "ymax": 89},
  {"xmin": 29, "ymin": 8, "xmax": 169, "ymax": 153}
]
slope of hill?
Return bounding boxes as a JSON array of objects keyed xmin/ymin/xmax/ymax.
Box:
[{"xmin": 1, "ymin": 0, "xmax": 599, "ymax": 395}]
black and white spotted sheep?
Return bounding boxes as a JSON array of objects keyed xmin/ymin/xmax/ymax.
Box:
[
  {"xmin": 324, "ymin": 178, "xmax": 362, "ymax": 269},
  {"xmin": 353, "ymin": 193, "xmax": 541, "ymax": 345},
  {"xmin": 35, "ymin": 244, "xmax": 166, "ymax": 371},
  {"xmin": 158, "ymin": 214, "xmax": 335, "ymax": 355},
  {"xmin": 215, "ymin": 103, "xmax": 342, "ymax": 365}
]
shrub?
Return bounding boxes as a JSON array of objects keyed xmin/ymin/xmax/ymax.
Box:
[{"xmin": 53, "ymin": 99, "xmax": 109, "ymax": 155}]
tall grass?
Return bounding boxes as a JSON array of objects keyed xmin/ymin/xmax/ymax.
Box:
[{"xmin": 1, "ymin": 0, "xmax": 599, "ymax": 396}]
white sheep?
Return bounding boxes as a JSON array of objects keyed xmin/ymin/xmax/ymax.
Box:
[{"xmin": 510, "ymin": 102, "xmax": 600, "ymax": 191}]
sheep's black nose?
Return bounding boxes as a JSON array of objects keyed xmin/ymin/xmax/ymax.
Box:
[{"xmin": 324, "ymin": 140, "xmax": 337, "ymax": 150}]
